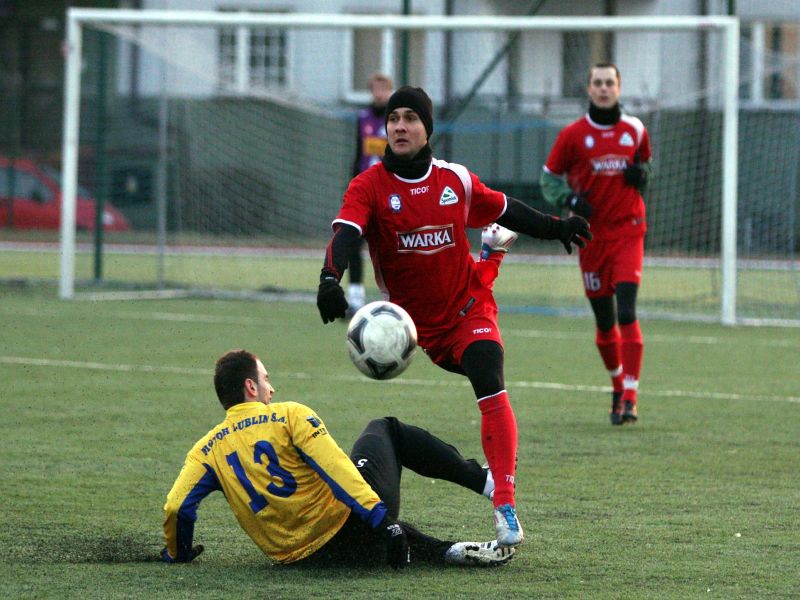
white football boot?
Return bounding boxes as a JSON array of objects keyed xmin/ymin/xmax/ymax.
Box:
[{"xmin": 444, "ymin": 540, "xmax": 516, "ymax": 567}]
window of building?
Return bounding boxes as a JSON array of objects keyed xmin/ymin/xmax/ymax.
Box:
[
  {"xmin": 347, "ymin": 26, "xmax": 424, "ymax": 102},
  {"xmin": 741, "ymin": 21, "xmax": 800, "ymax": 106},
  {"xmin": 352, "ymin": 28, "xmax": 388, "ymax": 91},
  {"xmin": 218, "ymin": 10, "xmax": 288, "ymax": 94}
]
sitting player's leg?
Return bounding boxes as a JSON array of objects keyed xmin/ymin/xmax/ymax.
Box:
[
  {"xmin": 349, "ymin": 417, "xmax": 403, "ymax": 518},
  {"xmin": 398, "ymin": 521, "xmax": 515, "ymax": 566},
  {"xmin": 349, "ymin": 417, "xmax": 492, "ymax": 515},
  {"xmin": 616, "ymin": 282, "xmax": 642, "ymax": 423},
  {"xmin": 350, "ymin": 417, "xmax": 513, "ymax": 566},
  {"xmin": 460, "ymin": 340, "xmax": 523, "ymax": 547},
  {"xmin": 363, "ymin": 417, "xmax": 488, "ymax": 493},
  {"xmin": 589, "ymin": 295, "xmax": 624, "ymax": 424}
]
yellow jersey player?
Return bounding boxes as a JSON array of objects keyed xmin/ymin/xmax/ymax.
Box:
[{"xmin": 161, "ymin": 349, "xmax": 516, "ymax": 568}]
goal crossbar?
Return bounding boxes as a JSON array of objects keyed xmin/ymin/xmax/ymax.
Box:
[{"xmin": 65, "ymin": 10, "xmax": 737, "ymax": 30}]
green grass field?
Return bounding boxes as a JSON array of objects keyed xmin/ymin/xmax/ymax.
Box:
[{"xmin": 1, "ymin": 283, "xmax": 798, "ymax": 599}]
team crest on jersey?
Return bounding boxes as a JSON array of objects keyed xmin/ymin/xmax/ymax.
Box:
[
  {"xmin": 619, "ymin": 132, "xmax": 634, "ymax": 147},
  {"xmin": 439, "ymin": 186, "xmax": 459, "ymax": 205},
  {"xmin": 388, "ymin": 193, "xmax": 402, "ymax": 212},
  {"xmin": 397, "ymin": 224, "xmax": 455, "ymax": 255},
  {"xmin": 585, "ymin": 135, "xmax": 595, "ymax": 148}
]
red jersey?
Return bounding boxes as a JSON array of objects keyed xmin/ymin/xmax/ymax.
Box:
[
  {"xmin": 334, "ymin": 158, "xmax": 506, "ymax": 337},
  {"xmin": 544, "ymin": 113, "xmax": 651, "ymax": 241}
]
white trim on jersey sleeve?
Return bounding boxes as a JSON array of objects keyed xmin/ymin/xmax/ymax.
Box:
[
  {"xmin": 621, "ymin": 114, "xmax": 646, "ymax": 148},
  {"xmin": 331, "ymin": 218, "xmax": 363, "ymax": 236},
  {"xmin": 498, "ymin": 194, "xmax": 509, "ymax": 219}
]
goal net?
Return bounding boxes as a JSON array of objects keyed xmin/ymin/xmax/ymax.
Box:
[{"xmin": 58, "ymin": 11, "xmax": 800, "ymax": 325}]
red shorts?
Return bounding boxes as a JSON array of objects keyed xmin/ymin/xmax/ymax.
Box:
[
  {"xmin": 578, "ymin": 235, "xmax": 644, "ymax": 298},
  {"xmin": 418, "ymin": 295, "xmax": 504, "ymax": 372}
]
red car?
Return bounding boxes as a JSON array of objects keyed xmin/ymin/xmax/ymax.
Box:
[{"xmin": 0, "ymin": 156, "xmax": 131, "ymax": 231}]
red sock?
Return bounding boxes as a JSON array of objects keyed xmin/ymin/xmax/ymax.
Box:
[
  {"xmin": 595, "ymin": 326, "xmax": 623, "ymax": 392},
  {"xmin": 478, "ymin": 390, "xmax": 517, "ymax": 507},
  {"xmin": 476, "ymin": 253, "xmax": 503, "ymax": 289},
  {"xmin": 620, "ymin": 321, "xmax": 643, "ymax": 403}
]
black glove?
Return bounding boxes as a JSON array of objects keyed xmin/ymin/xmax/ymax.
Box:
[
  {"xmin": 623, "ymin": 154, "xmax": 648, "ymax": 188},
  {"xmin": 623, "ymin": 163, "xmax": 646, "ymax": 188},
  {"xmin": 563, "ymin": 192, "xmax": 592, "ymax": 219},
  {"xmin": 558, "ymin": 215, "xmax": 592, "ymax": 254},
  {"xmin": 317, "ymin": 270, "xmax": 347, "ymax": 324},
  {"xmin": 161, "ymin": 544, "xmax": 204, "ymax": 563},
  {"xmin": 379, "ymin": 517, "xmax": 410, "ymax": 569}
]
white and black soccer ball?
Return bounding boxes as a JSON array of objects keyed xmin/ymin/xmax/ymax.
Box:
[{"xmin": 346, "ymin": 301, "xmax": 417, "ymax": 380}]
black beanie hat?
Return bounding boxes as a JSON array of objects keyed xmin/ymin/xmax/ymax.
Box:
[{"xmin": 385, "ymin": 86, "xmax": 434, "ymax": 138}]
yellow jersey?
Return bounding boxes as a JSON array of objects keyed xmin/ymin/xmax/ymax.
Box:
[{"xmin": 163, "ymin": 400, "xmax": 387, "ymax": 563}]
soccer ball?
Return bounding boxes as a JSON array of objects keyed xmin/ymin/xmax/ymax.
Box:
[{"xmin": 346, "ymin": 301, "xmax": 417, "ymax": 380}]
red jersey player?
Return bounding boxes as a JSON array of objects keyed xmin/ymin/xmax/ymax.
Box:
[
  {"xmin": 316, "ymin": 86, "xmax": 592, "ymax": 548},
  {"xmin": 540, "ymin": 62, "xmax": 653, "ymax": 425}
]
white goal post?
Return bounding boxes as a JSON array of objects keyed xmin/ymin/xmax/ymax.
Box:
[{"xmin": 59, "ymin": 10, "xmax": 741, "ymax": 324}]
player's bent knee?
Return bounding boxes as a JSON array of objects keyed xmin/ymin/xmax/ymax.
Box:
[{"xmin": 461, "ymin": 340, "xmax": 505, "ymax": 398}]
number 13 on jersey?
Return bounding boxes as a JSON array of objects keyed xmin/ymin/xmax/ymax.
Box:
[{"xmin": 226, "ymin": 440, "xmax": 297, "ymax": 513}]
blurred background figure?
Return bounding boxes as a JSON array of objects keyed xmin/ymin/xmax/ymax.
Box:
[
  {"xmin": 540, "ymin": 63, "xmax": 652, "ymax": 425},
  {"xmin": 347, "ymin": 72, "xmax": 394, "ymax": 316}
]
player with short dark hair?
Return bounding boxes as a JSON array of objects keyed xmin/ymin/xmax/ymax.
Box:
[
  {"xmin": 540, "ymin": 62, "xmax": 653, "ymax": 425},
  {"xmin": 213, "ymin": 349, "xmax": 260, "ymax": 409},
  {"xmin": 316, "ymin": 86, "xmax": 592, "ymax": 549},
  {"xmin": 161, "ymin": 349, "xmax": 514, "ymax": 568}
]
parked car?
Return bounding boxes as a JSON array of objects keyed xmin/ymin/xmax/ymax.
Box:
[{"xmin": 0, "ymin": 156, "xmax": 131, "ymax": 232}]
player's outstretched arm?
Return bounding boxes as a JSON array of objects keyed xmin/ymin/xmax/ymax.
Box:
[
  {"xmin": 496, "ymin": 197, "xmax": 592, "ymax": 254},
  {"xmin": 317, "ymin": 224, "xmax": 362, "ymax": 323}
]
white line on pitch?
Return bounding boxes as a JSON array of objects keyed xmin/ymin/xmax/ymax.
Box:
[
  {"xmin": 3, "ymin": 305, "xmax": 799, "ymax": 347},
  {"xmin": 0, "ymin": 306, "xmax": 254, "ymax": 324},
  {"xmin": 0, "ymin": 356, "xmax": 208, "ymax": 375},
  {"xmin": 329, "ymin": 375, "xmax": 800, "ymax": 404},
  {"xmin": 2, "ymin": 355, "xmax": 798, "ymax": 404}
]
